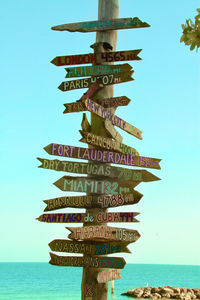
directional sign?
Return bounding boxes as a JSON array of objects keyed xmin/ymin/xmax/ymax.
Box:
[
  {"xmin": 51, "ymin": 49, "xmax": 142, "ymax": 67},
  {"xmin": 97, "ymin": 269, "xmax": 121, "ymax": 283},
  {"xmin": 104, "ymin": 119, "xmax": 123, "ymax": 142},
  {"xmin": 44, "ymin": 143, "xmax": 161, "ymax": 170},
  {"xmin": 63, "ymin": 96, "xmax": 131, "ymax": 113},
  {"xmin": 67, "ymin": 225, "xmax": 140, "ymax": 243},
  {"xmin": 98, "ymin": 96, "xmax": 131, "ymax": 108},
  {"xmin": 65, "ymin": 64, "xmax": 132, "ymax": 78},
  {"xmin": 49, "ymin": 253, "xmax": 126, "ymax": 269},
  {"xmin": 63, "ymin": 101, "xmax": 85, "ymax": 113},
  {"xmin": 37, "ymin": 212, "xmax": 139, "ymax": 223},
  {"xmin": 43, "ymin": 192, "xmax": 143, "ymax": 212},
  {"xmin": 48, "ymin": 239, "xmax": 131, "ymax": 255},
  {"xmin": 38, "ymin": 158, "xmax": 160, "ymax": 182},
  {"xmin": 79, "ymin": 130, "xmax": 139, "ymax": 156},
  {"xmin": 51, "ymin": 17, "xmax": 150, "ymax": 32},
  {"xmin": 58, "ymin": 72, "xmax": 133, "ymax": 92},
  {"xmin": 84, "ymin": 98, "xmax": 142, "ymax": 140},
  {"xmin": 53, "ymin": 176, "xmax": 139, "ymax": 194}
]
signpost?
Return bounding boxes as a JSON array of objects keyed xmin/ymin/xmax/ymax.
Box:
[
  {"xmin": 43, "ymin": 192, "xmax": 143, "ymax": 211},
  {"xmin": 51, "ymin": 49, "xmax": 142, "ymax": 66},
  {"xmin": 49, "ymin": 253, "xmax": 126, "ymax": 269},
  {"xmin": 84, "ymin": 98, "xmax": 142, "ymax": 140},
  {"xmin": 79, "ymin": 130, "xmax": 139, "ymax": 155},
  {"xmin": 48, "ymin": 239, "xmax": 131, "ymax": 255},
  {"xmin": 96, "ymin": 269, "xmax": 121, "ymax": 283},
  {"xmin": 65, "ymin": 63, "xmax": 132, "ymax": 78},
  {"xmin": 53, "ymin": 175, "xmax": 139, "ymax": 194},
  {"xmin": 44, "ymin": 143, "xmax": 161, "ymax": 169},
  {"xmin": 63, "ymin": 95, "xmax": 131, "ymax": 113},
  {"xmin": 38, "ymin": 157, "xmax": 160, "ymax": 182},
  {"xmin": 67, "ymin": 225, "xmax": 141, "ymax": 243},
  {"xmin": 37, "ymin": 212, "xmax": 139, "ymax": 223},
  {"xmin": 51, "ymin": 17, "xmax": 150, "ymax": 32},
  {"xmin": 58, "ymin": 71, "xmax": 134, "ymax": 92},
  {"xmin": 37, "ymin": 1, "xmax": 161, "ymax": 299}
]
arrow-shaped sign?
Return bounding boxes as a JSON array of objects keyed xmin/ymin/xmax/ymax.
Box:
[
  {"xmin": 84, "ymin": 98, "xmax": 142, "ymax": 140},
  {"xmin": 67, "ymin": 225, "xmax": 140, "ymax": 243},
  {"xmin": 49, "ymin": 253, "xmax": 126, "ymax": 269},
  {"xmin": 37, "ymin": 212, "xmax": 139, "ymax": 223},
  {"xmin": 51, "ymin": 17, "xmax": 150, "ymax": 32},
  {"xmin": 98, "ymin": 96, "xmax": 131, "ymax": 108},
  {"xmin": 58, "ymin": 71, "xmax": 133, "ymax": 92},
  {"xmin": 79, "ymin": 130, "xmax": 139, "ymax": 156},
  {"xmin": 63, "ymin": 95, "xmax": 131, "ymax": 113},
  {"xmin": 51, "ymin": 49, "xmax": 142, "ymax": 67},
  {"xmin": 53, "ymin": 175, "xmax": 139, "ymax": 194},
  {"xmin": 97, "ymin": 269, "xmax": 121, "ymax": 283},
  {"xmin": 48, "ymin": 239, "xmax": 131, "ymax": 255},
  {"xmin": 43, "ymin": 192, "xmax": 142, "ymax": 212},
  {"xmin": 65, "ymin": 63, "xmax": 132, "ymax": 78},
  {"xmin": 44, "ymin": 143, "xmax": 161, "ymax": 170},
  {"xmin": 38, "ymin": 158, "xmax": 160, "ymax": 182}
]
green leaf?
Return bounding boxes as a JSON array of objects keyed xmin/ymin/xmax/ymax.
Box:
[{"xmin": 190, "ymin": 43, "xmax": 195, "ymax": 50}]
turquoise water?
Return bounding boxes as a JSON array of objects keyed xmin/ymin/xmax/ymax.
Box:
[{"xmin": 0, "ymin": 263, "xmax": 199, "ymax": 299}]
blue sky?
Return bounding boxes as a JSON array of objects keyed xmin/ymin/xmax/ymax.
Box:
[{"xmin": 0, "ymin": 0, "xmax": 199, "ymax": 264}]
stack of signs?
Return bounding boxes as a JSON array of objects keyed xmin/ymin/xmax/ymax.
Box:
[{"xmin": 37, "ymin": 15, "xmax": 161, "ymax": 287}]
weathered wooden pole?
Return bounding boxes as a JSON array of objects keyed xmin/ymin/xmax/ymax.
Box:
[{"xmin": 81, "ymin": 1, "xmax": 119, "ymax": 299}]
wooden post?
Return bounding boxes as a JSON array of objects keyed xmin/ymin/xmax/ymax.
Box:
[
  {"xmin": 111, "ymin": 280, "xmax": 114, "ymax": 294},
  {"xmin": 81, "ymin": 1, "xmax": 119, "ymax": 300}
]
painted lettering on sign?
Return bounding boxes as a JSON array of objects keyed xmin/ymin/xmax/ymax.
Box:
[
  {"xmin": 38, "ymin": 157, "xmax": 159, "ymax": 182},
  {"xmin": 84, "ymin": 98, "xmax": 142, "ymax": 140},
  {"xmin": 48, "ymin": 239, "xmax": 130, "ymax": 255},
  {"xmin": 80, "ymin": 131, "xmax": 139, "ymax": 156},
  {"xmin": 59, "ymin": 72, "xmax": 133, "ymax": 92},
  {"xmin": 67, "ymin": 225, "xmax": 140, "ymax": 243},
  {"xmin": 43, "ymin": 191, "xmax": 143, "ymax": 212},
  {"xmin": 65, "ymin": 64, "xmax": 132, "ymax": 78},
  {"xmin": 44, "ymin": 143, "xmax": 161, "ymax": 170},
  {"xmin": 51, "ymin": 50, "xmax": 142, "ymax": 67},
  {"xmin": 54, "ymin": 176, "xmax": 138, "ymax": 195},
  {"xmin": 49, "ymin": 253, "xmax": 126, "ymax": 269}
]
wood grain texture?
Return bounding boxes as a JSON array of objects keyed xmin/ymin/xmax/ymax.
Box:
[
  {"xmin": 43, "ymin": 143, "xmax": 161, "ymax": 169},
  {"xmin": 43, "ymin": 192, "xmax": 143, "ymax": 211},
  {"xmin": 51, "ymin": 17, "xmax": 150, "ymax": 32},
  {"xmin": 49, "ymin": 253, "xmax": 126, "ymax": 269},
  {"xmin": 48, "ymin": 239, "xmax": 131, "ymax": 255}
]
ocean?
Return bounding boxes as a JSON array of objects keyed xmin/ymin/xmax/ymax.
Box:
[{"xmin": 0, "ymin": 263, "xmax": 199, "ymax": 300}]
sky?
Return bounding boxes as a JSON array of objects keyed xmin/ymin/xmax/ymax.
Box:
[{"xmin": 0, "ymin": 0, "xmax": 199, "ymax": 265}]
